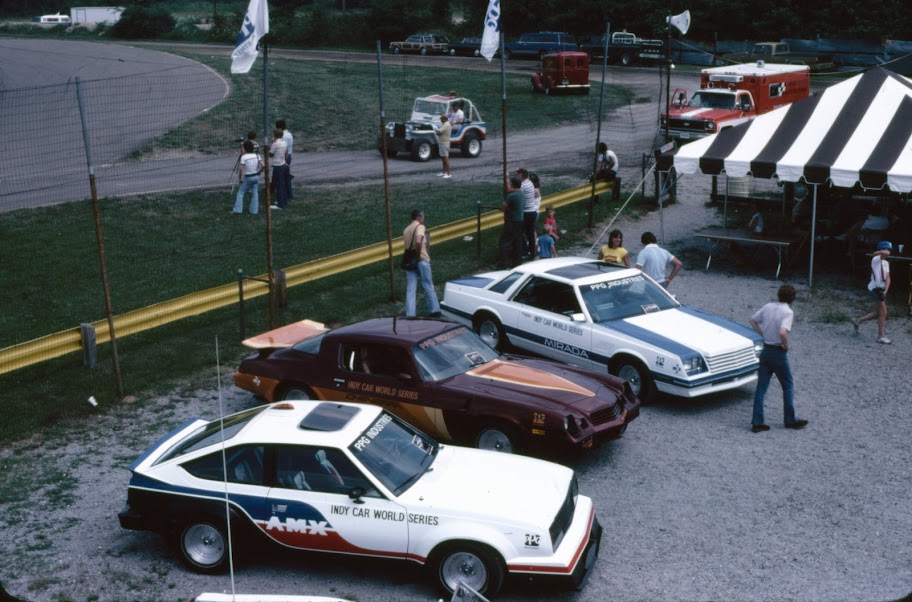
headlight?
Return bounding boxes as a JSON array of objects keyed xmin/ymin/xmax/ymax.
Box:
[
  {"xmin": 754, "ymin": 342, "xmax": 764, "ymax": 357},
  {"xmin": 563, "ymin": 415, "xmax": 587, "ymax": 435},
  {"xmin": 386, "ymin": 122, "xmax": 394, "ymax": 133},
  {"xmin": 704, "ymin": 120, "xmax": 715, "ymax": 131},
  {"xmin": 682, "ymin": 356, "xmax": 707, "ymax": 374},
  {"xmin": 660, "ymin": 116, "xmax": 667, "ymax": 127}
]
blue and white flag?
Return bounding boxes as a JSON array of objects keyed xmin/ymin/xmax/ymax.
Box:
[
  {"xmin": 231, "ymin": 0, "xmax": 270, "ymax": 74},
  {"xmin": 479, "ymin": 0, "xmax": 500, "ymax": 61}
]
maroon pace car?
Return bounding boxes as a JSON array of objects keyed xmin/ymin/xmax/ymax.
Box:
[{"xmin": 234, "ymin": 317, "xmax": 639, "ymax": 456}]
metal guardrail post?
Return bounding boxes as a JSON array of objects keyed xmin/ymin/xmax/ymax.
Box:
[
  {"xmin": 476, "ymin": 201, "xmax": 482, "ymax": 259},
  {"xmin": 80, "ymin": 323, "xmax": 96, "ymax": 368},
  {"xmin": 275, "ymin": 269, "xmax": 287, "ymax": 309},
  {"xmin": 237, "ymin": 269, "xmax": 246, "ymax": 340},
  {"xmin": 642, "ymin": 152, "xmax": 647, "ymax": 201}
]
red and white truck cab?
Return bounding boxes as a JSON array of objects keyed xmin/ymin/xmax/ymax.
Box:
[{"xmin": 661, "ymin": 62, "xmax": 810, "ymax": 141}]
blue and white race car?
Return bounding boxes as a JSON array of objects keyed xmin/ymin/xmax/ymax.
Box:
[
  {"xmin": 118, "ymin": 400, "xmax": 600, "ymax": 598},
  {"xmin": 441, "ymin": 257, "xmax": 763, "ymax": 403}
]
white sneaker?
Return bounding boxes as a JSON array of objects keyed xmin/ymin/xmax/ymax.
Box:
[
  {"xmin": 271, "ymin": 204, "xmax": 281, "ymax": 210},
  {"xmin": 877, "ymin": 336, "xmax": 892, "ymax": 344},
  {"xmin": 437, "ymin": 172, "xmax": 446, "ymax": 177},
  {"xmin": 442, "ymin": 174, "xmax": 452, "ymax": 179}
]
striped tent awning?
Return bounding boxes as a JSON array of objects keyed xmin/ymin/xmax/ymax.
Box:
[{"xmin": 674, "ymin": 67, "xmax": 912, "ymax": 193}]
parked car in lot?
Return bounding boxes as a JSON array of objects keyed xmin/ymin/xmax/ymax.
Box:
[
  {"xmin": 389, "ymin": 34, "xmax": 450, "ymax": 55},
  {"xmin": 531, "ymin": 51, "xmax": 590, "ymax": 95},
  {"xmin": 448, "ymin": 36, "xmax": 495, "ymax": 57},
  {"xmin": 234, "ymin": 317, "xmax": 639, "ymax": 455},
  {"xmin": 379, "ymin": 94, "xmax": 486, "ymax": 161},
  {"xmin": 441, "ymin": 258, "xmax": 764, "ymax": 403},
  {"xmin": 119, "ymin": 400, "xmax": 602, "ymax": 598},
  {"xmin": 504, "ymin": 32, "xmax": 578, "ymax": 60}
]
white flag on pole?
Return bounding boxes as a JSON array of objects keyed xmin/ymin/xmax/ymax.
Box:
[
  {"xmin": 479, "ymin": 0, "xmax": 500, "ymax": 61},
  {"xmin": 231, "ymin": 0, "xmax": 270, "ymax": 74}
]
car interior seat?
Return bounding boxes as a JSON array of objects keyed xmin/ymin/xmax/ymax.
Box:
[{"xmin": 315, "ymin": 449, "xmax": 345, "ymax": 487}]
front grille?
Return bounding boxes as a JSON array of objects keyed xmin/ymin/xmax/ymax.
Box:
[
  {"xmin": 669, "ymin": 118, "xmax": 706, "ymax": 131},
  {"xmin": 549, "ymin": 476, "xmax": 577, "ymax": 549},
  {"xmin": 589, "ymin": 402, "xmax": 622, "ymax": 425},
  {"xmin": 705, "ymin": 347, "xmax": 757, "ymax": 373},
  {"xmin": 393, "ymin": 123, "xmax": 406, "ymax": 138}
]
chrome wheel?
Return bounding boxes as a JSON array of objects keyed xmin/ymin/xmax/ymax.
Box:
[
  {"xmin": 475, "ymin": 318, "xmax": 502, "ymax": 350},
  {"xmin": 476, "ymin": 426, "xmax": 515, "ymax": 453},
  {"xmin": 181, "ymin": 522, "xmax": 226, "ymax": 571},
  {"xmin": 440, "ymin": 550, "xmax": 488, "ymax": 592},
  {"xmin": 413, "ymin": 141, "xmax": 432, "ymax": 162},
  {"xmin": 617, "ymin": 364, "xmax": 643, "ymax": 395},
  {"xmin": 281, "ymin": 386, "xmax": 313, "ymax": 400}
]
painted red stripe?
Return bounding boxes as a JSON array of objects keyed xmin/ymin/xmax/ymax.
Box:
[{"xmin": 506, "ymin": 507, "xmax": 595, "ymax": 575}]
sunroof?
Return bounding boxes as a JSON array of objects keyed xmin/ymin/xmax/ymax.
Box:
[
  {"xmin": 546, "ymin": 261, "xmax": 623, "ymax": 280},
  {"xmin": 299, "ymin": 402, "xmax": 361, "ymax": 431}
]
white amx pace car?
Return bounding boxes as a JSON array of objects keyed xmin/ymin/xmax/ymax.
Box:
[
  {"xmin": 441, "ymin": 257, "xmax": 763, "ymax": 403},
  {"xmin": 118, "ymin": 400, "xmax": 601, "ymax": 598}
]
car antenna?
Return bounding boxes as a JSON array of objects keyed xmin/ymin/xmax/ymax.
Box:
[{"xmin": 214, "ymin": 336, "xmax": 239, "ymax": 597}]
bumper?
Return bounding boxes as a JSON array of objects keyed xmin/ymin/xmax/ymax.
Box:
[
  {"xmin": 657, "ymin": 370, "xmax": 757, "ymax": 398},
  {"xmin": 233, "ymin": 371, "xmax": 281, "ymax": 401},
  {"xmin": 118, "ymin": 504, "xmax": 152, "ymax": 532}
]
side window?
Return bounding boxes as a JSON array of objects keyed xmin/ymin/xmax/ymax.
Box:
[
  {"xmin": 514, "ymin": 277, "xmax": 581, "ymax": 316},
  {"xmin": 183, "ymin": 445, "xmax": 265, "ymax": 485},
  {"xmin": 769, "ymin": 82, "xmax": 785, "ymax": 98},
  {"xmin": 340, "ymin": 343, "xmax": 412, "ymax": 378},
  {"xmin": 274, "ymin": 446, "xmax": 377, "ymax": 496},
  {"xmin": 489, "ymin": 271, "xmax": 523, "ymax": 294}
]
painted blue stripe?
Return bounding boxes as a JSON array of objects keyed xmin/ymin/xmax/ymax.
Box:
[
  {"xmin": 129, "ymin": 417, "xmax": 202, "ymax": 471},
  {"xmin": 677, "ymin": 305, "xmax": 762, "ymax": 343},
  {"xmin": 599, "ymin": 318, "xmax": 701, "ymax": 360}
]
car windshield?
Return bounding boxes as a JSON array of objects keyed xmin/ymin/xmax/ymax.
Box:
[
  {"xmin": 580, "ymin": 273, "xmax": 679, "ymax": 322},
  {"xmin": 349, "ymin": 412, "xmax": 437, "ymax": 495},
  {"xmin": 689, "ymin": 91, "xmax": 736, "ymax": 109},
  {"xmin": 412, "ymin": 327, "xmax": 500, "ymax": 381},
  {"xmin": 413, "ymin": 100, "xmax": 448, "ymax": 115}
]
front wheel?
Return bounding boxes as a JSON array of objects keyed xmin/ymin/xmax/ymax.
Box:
[
  {"xmin": 473, "ymin": 314, "xmax": 505, "ymax": 351},
  {"xmin": 419, "ymin": 46, "xmax": 428, "ymax": 56},
  {"xmin": 411, "ymin": 140, "xmax": 433, "ymax": 162},
  {"xmin": 460, "ymin": 131, "xmax": 482, "ymax": 158},
  {"xmin": 611, "ymin": 358, "xmax": 655, "ymax": 404},
  {"xmin": 179, "ymin": 521, "xmax": 228, "ymax": 574},
  {"xmin": 432, "ymin": 543, "xmax": 505, "ymax": 597},
  {"xmin": 476, "ymin": 422, "xmax": 519, "ymax": 453},
  {"xmin": 620, "ymin": 52, "xmax": 633, "ymax": 67},
  {"xmin": 503, "ymin": 49, "xmax": 512, "ymax": 60},
  {"xmin": 391, "ymin": 46, "xmax": 401, "ymax": 55},
  {"xmin": 280, "ymin": 385, "xmax": 315, "ymax": 400}
]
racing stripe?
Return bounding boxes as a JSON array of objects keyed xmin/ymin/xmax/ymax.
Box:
[
  {"xmin": 676, "ymin": 305, "xmax": 760, "ymax": 341},
  {"xmin": 466, "ymin": 360, "xmax": 595, "ymax": 396}
]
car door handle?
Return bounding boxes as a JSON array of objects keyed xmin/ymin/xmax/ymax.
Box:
[{"xmin": 333, "ymin": 378, "xmax": 345, "ymax": 388}]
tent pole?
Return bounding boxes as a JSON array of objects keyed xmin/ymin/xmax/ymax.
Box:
[
  {"xmin": 723, "ymin": 175, "xmax": 729, "ymax": 229},
  {"xmin": 809, "ymin": 183, "xmax": 818, "ymax": 287}
]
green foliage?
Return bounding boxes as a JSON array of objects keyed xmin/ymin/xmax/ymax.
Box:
[{"xmin": 109, "ymin": 5, "xmax": 177, "ymax": 39}]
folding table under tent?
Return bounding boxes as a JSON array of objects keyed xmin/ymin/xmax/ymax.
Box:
[{"xmin": 670, "ymin": 66, "xmax": 912, "ymax": 286}]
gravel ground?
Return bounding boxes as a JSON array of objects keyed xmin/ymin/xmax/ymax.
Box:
[{"xmin": 2, "ymin": 184, "xmax": 912, "ymax": 602}]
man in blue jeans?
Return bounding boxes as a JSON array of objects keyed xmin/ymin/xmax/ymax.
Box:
[
  {"xmin": 749, "ymin": 283, "xmax": 809, "ymax": 433},
  {"xmin": 403, "ymin": 209, "xmax": 441, "ymax": 318}
]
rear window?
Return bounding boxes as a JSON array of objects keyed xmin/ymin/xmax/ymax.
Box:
[{"xmin": 155, "ymin": 406, "xmax": 266, "ymax": 464}]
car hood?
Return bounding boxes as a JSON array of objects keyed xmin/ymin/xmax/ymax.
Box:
[
  {"xmin": 611, "ymin": 306, "xmax": 755, "ymax": 355},
  {"xmin": 444, "ymin": 359, "xmax": 607, "ymax": 406},
  {"xmin": 401, "ymin": 445, "xmax": 572, "ymax": 526},
  {"xmin": 667, "ymin": 106, "xmax": 740, "ymax": 120}
]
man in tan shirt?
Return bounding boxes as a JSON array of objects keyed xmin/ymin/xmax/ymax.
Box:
[{"xmin": 403, "ymin": 209, "xmax": 441, "ymax": 317}]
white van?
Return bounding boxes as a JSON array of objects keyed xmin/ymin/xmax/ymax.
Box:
[{"xmin": 34, "ymin": 13, "xmax": 72, "ymax": 25}]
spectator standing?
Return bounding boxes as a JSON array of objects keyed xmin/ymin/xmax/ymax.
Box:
[
  {"xmin": 635, "ymin": 231, "xmax": 682, "ymax": 288},
  {"xmin": 538, "ymin": 225, "xmax": 557, "ymax": 258},
  {"xmin": 268, "ymin": 128, "xmax": 289, "ymax": 210},
  {"xmin": 598, "ymin": 229, "xmax": 631, "ymax": 267},
  {"xmin": 498, "ymin": 174, "xmax": 525, "ymax": 268},
  {"xmin": 435, "ymin": 115, "xmax": 452, "ymax": 179},
  {"xmin": 403, "ymin": 209, "xmax": 441, "ymax": 318},
  {"xmin": 543, "ymin": 205, "xmax": 560, "ymax": 241},
  {"xmin": 244, "ymin": 130, "xmax": 260, "ymax": 153},
  {"xmin": 852, "ymin": 240, "xmax": 893, "ymax": 344},
  {"xmin": 518, "ymin": 168, "xmax": 539, "ymax": 259},
  {"xmin": 276, "ymin": 119, "xmax": 294, "ymax": 199},
  {"xmin": 749, "ymin": 283, "xmax": 809, "ymax": 432},
  {"xmin": 447, "ymin": 100, "xmax": 465, "ymax": 127},
  {"xmin": 232, "ymin": 140, "xmax": 263, "ymax": 215}
]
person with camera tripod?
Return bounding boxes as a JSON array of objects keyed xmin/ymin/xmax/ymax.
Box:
[{"xmin": 232, "ymin": 140, "xmax": 263, "ymax": 215}]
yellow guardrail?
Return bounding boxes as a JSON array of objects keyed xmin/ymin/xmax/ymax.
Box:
[{"xmin": 0, "ymin": 181, "xmax": 610, "ymax": 375}]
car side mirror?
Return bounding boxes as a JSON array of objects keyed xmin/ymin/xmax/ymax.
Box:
[
  {"xmin": 348, "ymin": 486, "xmax": 366, "ymax": 504},
  {"xmin": 570, "ymin": 312, "xmax": 586, "ymax": 322}
]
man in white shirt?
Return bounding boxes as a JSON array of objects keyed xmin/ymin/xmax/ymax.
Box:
[
  {"xmin": 518, "ymin": 168, "xmax": 538, "ymax": 259},
  {"xmin": 232, "ymin": 140, "xmax": 263, "ymax": 215},
  {"xmin": 276, "ymin": 119, "xmax": 294, "ymax": 199},
  {"xmin": 268, "ymin": 128, "xmax": 289, "ymax": 209},
  {"xmin": 635, "ymin": 231, "xmax": 682, "ymax": 288},
  {"xmin": 853, "ymin": 240, "xmax": 892, "ymax": 344}
]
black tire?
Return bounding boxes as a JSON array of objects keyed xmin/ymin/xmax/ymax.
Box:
[
  {"xmin": 391, "ymin": 46, "xmax": 401, "ymax": 55},
  {"xmin": 473, "ymin": 49, "xmax": 480, "ymax": 58},
  {"xmin": 419, "ymin": 46, "xmax": 428, "ymax": 56},
  {"xmin": 503, "ymin": 49, "xmax": 512, "ymax": 60},
  {"xmin": 411, "ymin": 140, "xmax": 433, "ymax": 162},
  {"xmin": 384, "ymin": 148, "xmax": 398, "ymax": 158},
  {"xmin": 475, "ymin": 421, "xmax": 520, "ymax": 454},
  {"xmin": 460, "ymin": 131, "xmax": 482, "ymax": 158},
  {"xmin": 473, "ymin": 313, "xmax": 505, "ymax": 351},
  {"xmin": 544, "ymin": 86, "xmax": 551, "ymax": 96},
  {"xmin": 449, "ymin": 48, "xmax": 456, "ymax": 56},
  {"xmin": 280, "ymin": 384, "xmax": 316, "ymax": 400},
  {"xmin": 179, "ymin": 520, "xmax": 229, "ymax": 574},
  {"xmin": 610, "ymin": 357, "xmax": 655, "ymax": 404},
  {"xmin": 620, "ymin": 52, "xmax": 633, "ymax": 67},
  {"xmin": 431, "ymin": 542, "xmax": 505, "ymax": 597}
]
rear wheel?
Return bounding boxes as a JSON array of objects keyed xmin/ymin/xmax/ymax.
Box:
[
  {"xmin": 503, "ymin": 49, "xmax": 512, "ymax": 60},
  {"xmin": 420, "ymin": 46, "xmax": 428, "ymax": 56},
  {"xmin": 620, "ymin": 52, "xmax": 634, "ymax": 66},
  {"xmin": 391, "ymin": 46, "xmax": 401, "ymax": 55},
  {"xmin": 280, "ymin": 385, "xmax": 316, "ymax": 400},
  {"xmin": 179, "ymin": 520, "xmax": 228, "ymax": 574},
  {"xmin": 611, "ymin": 357, "xmax": 655, "ymax": 404},
  {"xmin": 432, "ymin": 542, "xmax": 505, "ymax": 597},
  {"xmin": 411, "ymin": 140, "xmax": 433, "ymax": 162},
  {"xmin": 460, "ymin": 131, "xmax": 482, "ymax": 158},
  {"xmin": 473, "ymin": 313, "xmax": 505, "ymax": 351}
]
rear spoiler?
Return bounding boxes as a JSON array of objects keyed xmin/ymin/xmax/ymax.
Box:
[{"xmin": 241, "ymin": 319, "xmax": 327, "ymax": 350}]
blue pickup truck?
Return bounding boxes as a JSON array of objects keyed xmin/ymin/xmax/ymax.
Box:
[{"xmin": 503, "ymin": 32, "xmax": 578, "ymax": 60}]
